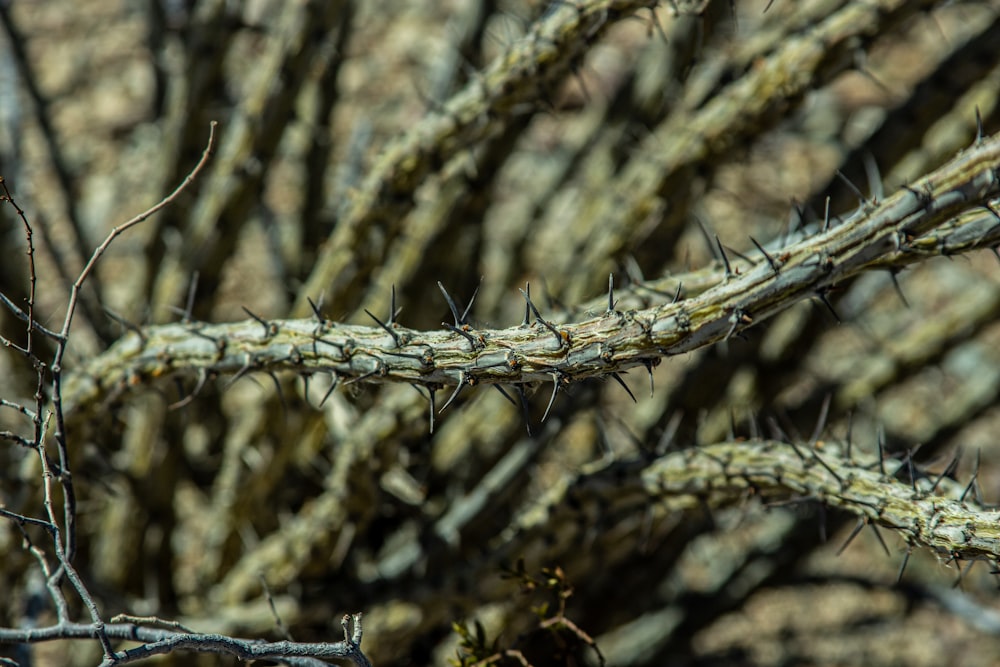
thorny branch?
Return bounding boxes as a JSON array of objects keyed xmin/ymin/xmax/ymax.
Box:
[
  {"xmin": 63, "ymin": 133, "xmax": 1000, "ymax": 415},
  {"xmin": 5, "ymin": 0, "xmax": 1000, "ymax": 665}
]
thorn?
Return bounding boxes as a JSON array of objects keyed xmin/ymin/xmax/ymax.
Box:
[
  {"xmin": 897, "ymin": 545, "xmax": 912, "ymax": 584},
  {"xmin": 610, "ymin": 372, "xmax": 637, "ymax": 403},
  {"xmin": 975, "ymin": 106, "xmax": 985, "ymax": 145},
  {"xmin": 642, "ymin": 359, "xmax": 655, "ymax": 398},
  {"xmin": 267, "ymin": 371, "xmax": 288, "ymax": 419},
  {"xmin": 870, "ymin": 522, "xmax": 891, "ymax": 558},
  {"xmin": 514, "ymin": 385, "xmax": 533, "ymax": 436},
  {"xmin": 836, "ymin": 170, "xmax": 870, "ymax": 208},
  {"xmin": 319, "ymin": 374, "xmax": 339, "ymax": 407},
  {"xmin": 428, "ymin": 385, "xmax": 436, "ymax": 434},
  {"xmin": 168, "ymin": 369, "xmax": 209, "ymax": 410},
  {"xmin": 809, "ymin": 394, "xmax": 832, "ymax": 447},
  {"xmin": 438, "ymin": 281, "xmax": 467, "ymax": 327},
  {"xmin": 307, "ymin": 296, "xmax": 325, "ymax": 323},
  {"xmin": 443, "ymin": 322, "xmax": 483, "ymax": 351},
  {"xmin": 929, "ymin": 449, "xmax": 962, "ymax": 494},
  {"xmin": 439, "ymin": 373, "xmax": 468, "ymax": 413},
  {"xmin": 607, "ymin": 273, "xmax": 616, "ymax": 313},
  {"xmin": 365, "ymin": 309, "xmax": 402, "ymax": 347},
  {"xmin": 541, "ymin": 373, "xmax": 560, "ymax": 423},
  {"xmin": 671, "ymin": 282, "xmax": 683, "ymax": 304},
  {"xmin": 749, "ymin": 236, "xmax": 779, "ymax": 275},
  {"xmin": 823, "ymin": 196, "xmax": 832, "ymax": 232},
  {"xmin": 519, "ymin": 287, "xmax": 568, "ymax": 349},
  {"xmin": 715, "ymin": 235, "xmax": 733, "ymax": 279},
  {"xmin": 391, "ymin": 284, "xmax": 402, "ymax": 324},
  {"xmin": 836, "ymin": 518, "xmax": 865, "ymax": 556},
  {"xmin": 901, "ymin": 444, "xmax": 921, "ymax": 493},
  {"xmin": 493, "ymin": 384, "xmax": 517, "ymax": 407},
  {"xmin": 812, "ymin": 450, "xmax": 844, "ymax": 486},
  {"xmin": 886, "ymin": 270, "xmax": 909, "ymax": 309},
  {"xmin": 242, "ymin": 306, "xmax": 276, "ymax": 337},
  {"xmin": 960, "ymin": 449, "xmax": 981, "ymax": 503},
  {"xmin": 954, "ymin": 559, "xmax": 976, "ymax": 590},
  {"xmin": 183, "ymin": 271, "xmax": 200, "ymax": 323},
  {"xmin": 343, "ymin": 367, "xmax": 379, "ymax": 386},
  {"xmin": 226, "ymin": 354, "xmax": 257, "ymax": 389},
  {"xmin": 863, "ymin": 152, "xmax": 884, "ymax": 203},
  {"xmin": 521, "ymin": 282, "xmax": 531, "ymax": 326},
  {"xmin": 461, "ymin": 278, "xmax": 482, "ymax": 324},
  {"xmin": 814, "ymin": 290, "xmax": 841, "ymax": 323},
  {"xmin": 102, "ymin": 306, "xmax": 146, "ymax": 342}
]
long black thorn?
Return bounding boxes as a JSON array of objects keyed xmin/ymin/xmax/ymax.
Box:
[
  {"xmin": 642, "ymin": 359, "xmax": 655, "ymax": 398},
  {"xmin": 443, "ymin": 322, "xmax": 483, "ymax": 351},
  {"xmin": 896, "ymin": 546, "xmax": 912, "ymax": 584},
  {"xmin": 183, "ymin": 271, "xmax": 199, "ymax": 324},
  {"xmin": 715, "ymin": 235, "xmax": 733, "ymax": 279},
  {"xmin": 438, "ymin": 281, "xmax": 465, "ymax": 327},
  {"xmin": 390, "ymin": 284, "xmax": 400, "ymax": 324},
  {"xmin": 903, "ymin": 452, "xmax": 918, "ymax": 493},
  {"xmin": 694, "ymin": 216, "xmax": 718, "ymax": 261},
  {"xmin": 493, "ymin": 384, "xmax": 517, "ymax": 407},
  {"xmin": 960, "ymin": 449, "xmax": 981, "ymax": 503},
  {"xmin": 343, "ymin": 368, "xmax": 379, "ymax": 386},
  {"xmin": 877, "ymin": 425, "xmax": 887, "ymax": 476},
  {"xmin": 954, "ymin": 559, "xmax": 976, "ymax": 590},
  {"xmin": 672, "ymin": 282, "xmax": 683, "ymax": 304},
  {"xmin": 365, "ymin": 309, "xmax": 402, "ymax": 347},
  {"xmin": 541, "ymin": 373, "xmax": 560, "ymax": 423},
  {"xmin": 812, "ymin": 450, "xmax": 844, "ymax": 486},
  {"xmin": 428, "ymin": 385, "xmax": 436, "ymax": 434},
  {"xmin": 888, "ymin": 270, "xmax": 909, "ymax": 309},
  {"xmin": 461, "ymin": 278, "xmax": 482, "ymax": 325},
  {"xmin": 610, "ymin": 372, "xmax": 637, "ymax": 403},
  {"xmin": 439, "ymin": 374, "xmax": 467, "ymax": 413},
  {"xmin": 870, "ymin": 522, "xmax": 891, "ymax": 558},
  {"xmin": 749, "ymin": 236, "xmax": 779, "ymax": 275},
  {"xmin": 836, "ymin": 170, "xmax": 870, "ymax": 208},
  {"xmin": 929, "ymin": 449, "xmax": 962, "ymax": 494},
  {"xmin": 515, "ymin": 385, "xmax": 533, "ymax": 436},
  {"xmin": 521, "ymin": 282, "xmax": 531, "ymax": 326},
  {"xmin": 727, "ymin": 245, "xmax": 754, "ymax": 265},
  {"xmin": 168, "ymin": 369, "xmax": 209, "ymax": 411},
  {"xmin": 607, "ymin": 273, "xmax": 616, "ymax": 313},
  {"xmin": 836, "ymin": 518, "xmax": 865, "ymax": 556},
  {"xmin": 975, "ymin": 106, "xmax": 985, "ymax": 145},
  {"xmin": 266, "ymin": 371, "xmax": 288, "ymax": 419},
  {"xmin": 809, "ymin": 394, "xmax": 832, "ymax": 447},
  {"xmin": 226, "ymin": 356, "xmax": 256, "ymax": 389},
  {"xmin": 765, "ymin": 416, "xmax": 790, "ymax": 443},
  {"xmin": 307, "ymin": 296, "xmax": 325, "ymax": 323},
  {"xmin": 519, "ymin": 287, "xmax": 566, "ymax": 349},
  {"xmin": 319, "ymin": 374, "xmax": 339, "ymax": 407},
  {"xmin": 815, "ymin": 290, "xmax": 841, "ymax": 323},
  {"xmin": 242, "ymin": 306, "xmax": 275, "ymax": 337},
  {"xmin": 786, "ymin": 438, "xmax": 807, "ymax": 463},
  {"xmin": 103, "ymin": 306, "xmax": 146, "ymax": 342}
]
